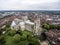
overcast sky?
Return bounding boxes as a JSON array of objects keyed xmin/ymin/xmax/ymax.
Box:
[{"xmin": 0, "ymin": 0, "xmax": 60, "ymax": 10}]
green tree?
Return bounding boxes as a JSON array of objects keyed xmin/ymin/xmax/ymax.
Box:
[
  {"xmin": 57, "ymin": 25, "xmax": 60, "ymax": 30},
  {"xmin": 5, "ymin": 30, "xmax": 16, "ymax": 36},
  {"xmin": 42, "ymin": 29, "xmax": 47, "ymax": 33},
  {"xmin": 39, "ymin": 33, "xmax": 47, "ymax": 41},
  {"xmin": 0, "ymin": 35, "xmax": 5, "ymax": 45},
  {"xmin": 5, "ymin": 23, "xmax": 10, "ymax": 28},
  {"xmin": 5, "ymin": 37, "xmax": 15, "ymax": 45},
  {"xmin": 13, "ymin": 34, "xmax": 20, "ymax": 43},
  {"xmin": 42, "ymin": 23, "xmax": 50, "ymax": 30},
  {"xmin": 49, "ymin": 24, "xmax": 56, "ymax": 29},
  {"xmin": 1, "ymin": 27, "xmax": 40, "ymax": 45}
]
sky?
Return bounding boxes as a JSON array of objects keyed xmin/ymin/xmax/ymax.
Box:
[{"xmin": 0, "ymin": 0, "xmax": 60, "ymax": 10}]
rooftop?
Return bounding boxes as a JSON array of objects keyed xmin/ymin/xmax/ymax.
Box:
[
  {"xmin": 45, "ymin": 30, "xmax": 60, "ymax": 45},
  {"xmin": 25, "ymin": 20, "xmax": 34, "ymax": 25}
]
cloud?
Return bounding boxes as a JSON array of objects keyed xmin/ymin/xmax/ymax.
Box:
[{"xmin": 0, "ymin": 0, "xmax": 60, "ymax": 10}]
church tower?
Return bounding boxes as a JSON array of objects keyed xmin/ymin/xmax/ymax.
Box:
[{"xmin": 34, "ymin": 16, "xmax": 42, "ymax": 36}]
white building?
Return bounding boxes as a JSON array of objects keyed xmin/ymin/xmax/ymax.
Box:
[
  {"xmin": 11, "ymin": 18, "xmax": 34, "ymax": 32},
  {"xmin": 11, "ymin": 16, "xmax": 41, "ymax": 35},
  {"xmin": 11, "ymin": 18, "xmax": 25, "ymax": 31},
  {"xmin": 19, "ymin": 22, "xmax": 25, "ymax": 31},
  {"xmin": 22, "ymin": 16, "xmax": 28, "ymax": 21},
  {"xmin": 25, "ymin": 20, "xmax": 34, "ymax": 32}
]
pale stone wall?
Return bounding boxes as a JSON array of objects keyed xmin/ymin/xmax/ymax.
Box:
[
  {"xmin": 34, "ymin": 18, "xmax": 42, "ymax": 35},
  {"xmin": 25, "ymin": 23, "xmax": 34, "ymax": 32}
]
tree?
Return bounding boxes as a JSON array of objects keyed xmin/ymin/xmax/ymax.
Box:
[
  {"xmin": 5, "ymin": 23, "xmax": 10, "ymax": 28},
  {"xmin": 42, "ymin": 23, "xmax": 50, "ymax": 30},
  {"xmin": 0, "ymin": 35, "xmax": 5, "ymax": 45},
  {"xmin": 0, "ymin": 29, "xmax": 2, "ymax": 35},
  {"xmin": 13, "ymin": 34, "xmax": 20, "ymax": 43},
  {"xmin": 0, "ymin": 26, "xmax": 40, "ymax": 45},
  {"xmin": 29, "ymin": 37, "xmax": 40, "ymax": 45},
  {"xmin": 5, "ymin": 37, "xmax": 15, "ymax": 45},
  {"xmin": 5, "ymin": 30, "xmax": 16, "ymax": 36},
  {"xmin": 49, "ymin": 24, "xmax": 56, "ymax": 29},
  {"xmin": 42, "ymin": 29, "xmax": 47, "ymax": 33},
  {"xmin": 39, "ymin": 33, "xmax": 47, "ymax": 41},
  {"xmin": 56, "ymin": 25, "xmax": 60, "ymax": 30}
]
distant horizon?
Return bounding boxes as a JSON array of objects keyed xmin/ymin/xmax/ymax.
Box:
[{"xmin": 0, "ymin": 10, "xmax": 60, "ymax": 12}]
